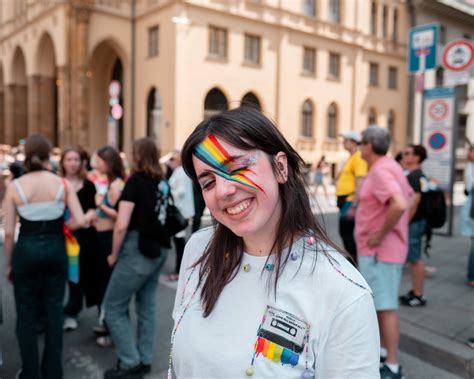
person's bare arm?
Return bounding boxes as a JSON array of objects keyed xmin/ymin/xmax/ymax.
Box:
[
  {"xmin": 347, "ymin": 176, "xmax": 365, "ymax": 219},
  {"xmin": 367, "ymin": 193, "xmax": 407, "ymax": 248},
  {"xmin": 408, "ymin": 192, "xmax": 421, "ymax": 222},
  {"xmin": 3, "ymin": 184, "xmax": 17, "ymax": 283},
  {"xmin": 107, "ymin": 200, "xmax": 134, "ymax": 267}
]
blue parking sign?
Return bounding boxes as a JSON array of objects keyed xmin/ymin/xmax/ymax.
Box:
[{"xmin": 408, "ymin": 24, "xmax": 438, "ymax": 73}]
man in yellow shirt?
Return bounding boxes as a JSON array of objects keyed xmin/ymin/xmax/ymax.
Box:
[{"xmin": 336, "ymin": 131, "xmax": 368, "ymax": 265}]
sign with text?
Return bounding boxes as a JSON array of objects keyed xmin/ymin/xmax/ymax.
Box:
[{"xmin": 408, "ymin": 24, "xmax": 438, "ymax": 73}]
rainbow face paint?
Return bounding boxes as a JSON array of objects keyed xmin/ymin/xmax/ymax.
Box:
[{"xmin": 194, "ymin": 134, "xmax": 264, "ymax": 192}]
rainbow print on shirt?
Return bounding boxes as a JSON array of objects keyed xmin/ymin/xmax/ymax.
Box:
[
  {"xmin": 194, "ymin": 134, "xmax": 264, "ymax": 192},
  {"xmin": 254, "ymin": 336, "xmax": 300, "ymax": 366},
  {"xmin": 64, "ymin": 224, "xmax": 80, "ymax": 284}
]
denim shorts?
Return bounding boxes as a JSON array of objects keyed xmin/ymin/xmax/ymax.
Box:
[
  {"xmin": 407, "ymin": 219, "xmax": 426, "ymax": 263},
  {"xmin": 358, "ymin": 256, "xmax": 403, "ymax": 311}
]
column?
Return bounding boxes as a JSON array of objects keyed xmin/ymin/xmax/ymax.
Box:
[
  {"xmin": 4, "ymin": 85, "xmax": 15, "ymax": 145},
  {"xmin": 27, "ymin": 75, "xmax": 41, "ymax": 134},
  {"xmin": 57, "ymin": 65, "xmax": 71, "ymax": 147},
  {"xmin": 39, "ymin": 76, "xmax": 56, "ymax": 143}
]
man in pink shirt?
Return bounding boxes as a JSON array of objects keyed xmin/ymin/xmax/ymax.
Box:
[{"xmin": 355, "ymin": 126, "xmax": 412, "ymax": 379}]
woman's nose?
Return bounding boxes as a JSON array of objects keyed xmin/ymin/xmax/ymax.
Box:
[{"xmin": 215, "ymin": 175, "xmax": 237, "ymax": 199}]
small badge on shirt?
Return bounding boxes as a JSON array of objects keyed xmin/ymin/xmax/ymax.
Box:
[{"xmin": 255, "ymin": 305, "xmax": 310, "ymax": 367}]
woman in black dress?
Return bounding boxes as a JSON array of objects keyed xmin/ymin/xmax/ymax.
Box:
[{"xmin": 60, "ymin": 146, "xmax": 99, "ymax": 331}]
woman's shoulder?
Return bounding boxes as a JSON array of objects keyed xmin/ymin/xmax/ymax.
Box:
[{"xmin": 182, "ymin": 226, "xmax": 215, "ymax": 264}]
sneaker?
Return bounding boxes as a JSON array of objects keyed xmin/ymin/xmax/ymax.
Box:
[
  {"xmin": 104, "ymin": 362, "xmax": 144, "ymax": 379},
  {"xmin": 380, "ymin": 364, "xmax": 404, "ymax": 379},
  {"xmin": 93, "ymin": 324, "xmax": 107, "ymax": 335},
  {"xmin": 467, "ymin": 337, "xmax": 474, "ymax": 349},
  {"xmin": 63, "ymin": 317, "xmax": 78, "ymax": 331},
  {"xmin": 399, "ymin": 290, "xmax": 426, "ymax": 307},
  {"xmin": 96, "ymin": 336, "xmax": 112, "ymax": 347},
  {"xmin": 15, "ymin": 369, "xmax": 22, "ymax": 379}
]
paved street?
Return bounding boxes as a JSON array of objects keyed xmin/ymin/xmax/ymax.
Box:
[{"xmin": 0, "ymin": 190, "xmax": 472, "ymax": 378}]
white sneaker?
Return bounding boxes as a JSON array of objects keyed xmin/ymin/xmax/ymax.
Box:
[
  {"xmin": 96, "ymin": 336, "xmax": 112, "ymax": 347},
  {"xmin": 63, "ymin": 317, "xmax": 78, "ymax": 331},
  {"xmin": 16, "ymin": 369, "xmax": 22, "ymax": 379}
]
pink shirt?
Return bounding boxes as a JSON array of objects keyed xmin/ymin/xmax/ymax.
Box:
[{"xmin": 355, "ymin": 156, "xmax": 413, "ymax": 264}]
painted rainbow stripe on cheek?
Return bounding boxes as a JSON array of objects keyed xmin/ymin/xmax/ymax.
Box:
[
  {"xmin": 254, "ymin": 337, "xmax": 300, "ymax": 366},
  {"xmin": 194, "ymin": 134, "xmax": 264, "ymax": 192}
]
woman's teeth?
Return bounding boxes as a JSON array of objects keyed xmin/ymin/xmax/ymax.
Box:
[{"xmin": 226, "ymin": 199, "xmax": 251, "ymax": 215}]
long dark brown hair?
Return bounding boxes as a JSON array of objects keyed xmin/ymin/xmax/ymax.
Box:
[
  {"xmin": 181, "ymin": 106, "xmax": 340, "ymax": 317},
  {"xmin": 24, "ymin": 133, "xmax": 52, "ymax": 172},
  {"xmin": 131, "ymin": 137, "xmax": 162, "ymax": 180},
  {"xmin": 96, "ymin": 145, "xmax": 126, "ymax": 184},
  {"xmin": 60, "ymin": 146, "xmax": 88, "ymax": 180}
]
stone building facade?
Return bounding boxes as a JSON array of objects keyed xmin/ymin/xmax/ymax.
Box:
[{"xmin": 0, "ymin": 0, "xmax": 409, "ymax": 170}]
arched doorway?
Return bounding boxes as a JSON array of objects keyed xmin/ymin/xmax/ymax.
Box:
[
  {"xmin": 35, "ymin": 33, "xmax": 58, "ymax": 145},
  {"xmin": 9, "ymin": 47, "xmax": 28, "ymax": 145},
  {"xmin": 204, "ymin": 88, "xmax": 228, "ymax": 120},
  {"xmin": 88, "ymin": 41, "xmax": 126, "ymax": 151},
  {"xmin": 146, "ymin": 87, "xmax": 161, "ymax": 141},
  {"xmin": 241, "ymin": 92, "xmax": 261, "ymax": 110}
]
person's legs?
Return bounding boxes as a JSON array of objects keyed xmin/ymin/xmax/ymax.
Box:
[
  {"xmin": 377, "ymin": 310, "xmax": 400, "ymax": 364},
  {"xmin": 467, "ymin": 238, "xmax": 474, "ymax": 283},
  {"xmin": 174, "ymin": 237, "xmax": 186, "ymax": 274},
  {"xmin": 338, "ymin": 216, "xmax": 357, "ymax": 264},
  {"xmin": 64, "ymin": 281, "xmax": 83, "ymax": 318},
  {"xmin": 411, "ymin": 260, "xmax": 426, "ymax": 296},
  {"xmin": 135, "ymin": 268, "xmax": 160, "ymax": 365}
]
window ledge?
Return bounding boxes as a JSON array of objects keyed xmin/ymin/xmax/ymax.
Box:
[
  {"xmin": 301, "ymin": 70, "xmax": 316, "ymax": 78},
  {"xmin": 242, "ymin": 60, "xmax": 262, "ymax": 69},
  {"xmin": 206, "ymin": 54, "xmax": 228, "ymax": 63},
  {"xmin": 326, "ymin": 75, "xmax": 341, "ymax": 82},
  {"xmin": 298, "ymin": 136, "xmax": 316, "ymax": 142}
]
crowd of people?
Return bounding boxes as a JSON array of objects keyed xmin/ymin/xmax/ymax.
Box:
[{"xmin": 1, "ymin": 106, "xmax": 473, "ymax": 379}]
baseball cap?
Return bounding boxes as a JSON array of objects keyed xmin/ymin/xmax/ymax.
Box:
[{"xmin": 340, "ymin": 130, "xmax": 361, "ymax": 143}]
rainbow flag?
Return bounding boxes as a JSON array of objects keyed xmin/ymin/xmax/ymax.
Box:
[{"xmin": 64, "ymin": 225, "xmax": 80, "ymax": 284}]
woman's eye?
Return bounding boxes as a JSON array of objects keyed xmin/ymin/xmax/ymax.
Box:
[
  {"xmin": 200, "ymin": 180, "xmax": 215, "ymax": 190},
  {"xmin": 230, "ymin": 166, "xmax": 246, "ymax": 175}
]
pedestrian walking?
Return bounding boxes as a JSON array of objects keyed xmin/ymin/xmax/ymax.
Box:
[
  {"xmin": 399, "ymin": 144, "xmax": 429, "ymax": 307},
  {"xmin": 103, "ymin": 138, "xmax": 168, "ymax": 379},
  {"xmin": 462, "ymin": 146, "xmax": 474, "ymax": 287},
  {"xmin": 335, "ymin": 130, "xmax": 367, "ymax": 265},
  {"xmin": 170, "ymin": 107, "xmax": 379, "ymax": 378},
  {"xmin": 167, "ymin": 150, "xmax": 195, "ymax": 281},
  {"xmin": 313, "ymin": 155, "xmax": 329, "ymax": 201},
  {"xmin": 60, "ymin": 146, "xmax": 100, "ymax": 330},
  {"xmin": 93, "ymin": 145, "xmax": 126, "ymax": 347},
  {"xmin": 355, "ymin": 125, "xmax": 412, "ymax": 379},
  {"xmin": 3, "ymin": 134, "xmax": 86, "ymax": 379}
]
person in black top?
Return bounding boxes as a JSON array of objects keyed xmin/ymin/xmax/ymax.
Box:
[
  {"xmin": 399, "ymin": 144, "xmax": 428, "ymax": 307},
  {"xmin": 60, "ymin": 146, "xmax": 100, "ymax": 330},
  {"xmin": 103, "ymin": 138, "xmax": 168, "ymax": 379}
]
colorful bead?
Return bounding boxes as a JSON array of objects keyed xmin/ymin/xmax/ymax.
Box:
[
  {"xmin": 264, "ymin": 263, "xmax": 274, "ymax": 272},
  {"xmin": 290, "ymin": 252, "xmax": 299, "ymax": 261},
  {"xmin": 301, "ymin": 369, "xmax": 311, "ymax": 379},
  {"xmin": 243, "ymin": 264, "xmax": 251, "ymax": 272},
  {"xmin": 245, "ymin": 367, "xmax": 254, "ymax": 376},
  {"xmin": 306, "ymin": 236, "xmax": 315, "ymax": 245}
]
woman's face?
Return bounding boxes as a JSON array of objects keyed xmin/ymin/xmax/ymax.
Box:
[
  {"xmin": 468, "ymin": 148, "xmax": 474, "ymax": 162},
  {"xmin": 95, "ymin": 156, "xmax": 108, "ymax": 174},
  {"xmin": 193, "ymin": 136, "xmax": 287, "ymax": 243},
  {"xmin": 62, "ymin": 151, "xmax": 82, "ymax": 176}
]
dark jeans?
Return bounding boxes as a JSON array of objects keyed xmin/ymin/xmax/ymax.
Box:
[
  {"xmin": 339, "ymin": 216, "xmax": 358, "ymax": 266},
  {"xmin": 96, "ymin": 231, "xmax": 114, "ymax": 307},
  {"xmin": 173, "ymin": 237, "xmax": 186, "ymax": 274},
  {"xmin": 192, "ymin": 189, "xmax": 206, "ymax": 233},
  {"xmin": 12, "ymin": 218, "xmax": 67, "ymax": 379},
  {"xmin": 64, "ymin": 281, "xmax": 83, "ymax": 318}
]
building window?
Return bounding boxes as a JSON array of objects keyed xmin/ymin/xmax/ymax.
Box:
[
  {"xmin": 436, "ymin": 67, "xmax": 444, "ymax": 87},
  {"xmin": 241, "ymin": 92, "xmax": 261, "ymax": 110},
  {"xmin": 204, "ymin": 88, "xmax": 228, "ymax": 119},
  {"xmin": 371, "ymin": 1, "xmax": 377, "ymax": 35},
  {"xmin": 369, "ymin": 62, "xmax": 379, "ymax": 86},
  {"xmin": 244, "ymin": 34, "xmax": 261, "ymax": 65},
  {"xmin": 303, "ymin": 47, "xmax": 316, "ymax": 75},
  {"xmin": 368, "ymin": 108, "xmax": 377, "ymax": 126},
  {"xmin": 388, "ymin": 110, "xmax": 395, "ymax": 137},
  {"xmin": 463, "ymin": 33, "xmax": 472, "ymax": 40},
  {"xmin": 303, "ymin": 0, "xmax": 316, "ymax": 16},
  {"xmin": 327, "ymin": 103, "xmax": 338, "ymax": 139},
  {"xmin": 388, "ymin": 66, "xmax": 397, "ymax": 89},
  {"xmin": 392, "ymin": 8, "xmax": 398, "ymax": 42},
  {"xmin": 329, "ymin": 0, "xmax": 341, "ymax": 24},
  {"xmin": 209, "ymin": 26, "xmax": 227, "ymax": 58},
  {"xmin": 328, "ymin": 53, "xmax": 340, "ymax": 80},
  {"xmin": 382, "ymin": 5, "xmax": 388, "ymax": 38},
  {"xmin": 301, "ymin": 100, "xmax": 314, "ymax": 138},
  {"xmin": 439, "ymin": 25, "xmax": 446, "ymax": 45},
  {"xmin": 148, "ymin": 26, "xmax": 159, "ymax": 57}
]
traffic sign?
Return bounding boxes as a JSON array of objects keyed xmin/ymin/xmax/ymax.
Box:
[
  {"xmin": 442, "ymin": 39, "xmax": 474, "ymax": 72},
  {"xmin": 111, "ymin": 104, "xmax": 123, "ymax": 120},
  {"xmin": 109, "ymin": 80, "xmax": 121, "ymax": 98},
  {"xmin": 408, "ymin": 24, "xmax": 438, "ymax": 73},
  {"xmin": 428, "ymin": 132, "xmax": 447, "ymax": 151},
  {"xmin": 428, "ymin": 100, "xmax": 448, "ymax": 122}
]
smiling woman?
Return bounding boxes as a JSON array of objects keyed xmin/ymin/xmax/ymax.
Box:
[{"xmin": 169, "ymin": 107, "xmax": 380, "ymax": 379}]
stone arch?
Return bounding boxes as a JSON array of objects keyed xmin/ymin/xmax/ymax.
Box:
[
  {"xmin": 146, "ymin": 87, "xmax": 162, "ymax": 141},
  {"xmin": 7, "ymin": 47, "xmax": 28, "ymax": 144},
  {"xmin": 204, "ymin": 87, "xmax": 228, "ymax": 120},
  {"xmin": 241, "ymin": 91, "xmax": 261, "ymax": 110},
  {"xmin": 327, "ymin": 102, "xmax": 338, "ymax": 139},
  {"xmin": 88, "ymin": 39, "xmax": 127, "ymax": 151},
  {"xmin": 301, "ymin": 99, "xmax": 314, "ymax": 138},
  {"xmin": 32, "ymin": 32, "xmax": 58, "ymax": 145}
]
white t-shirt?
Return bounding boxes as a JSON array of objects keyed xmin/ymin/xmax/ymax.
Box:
[{"xmin": 172, "ymin": 227, "xmax": 379, "ymax": 378}]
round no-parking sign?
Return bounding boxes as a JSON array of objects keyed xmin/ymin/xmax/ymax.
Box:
[
  {"xmin": 442, "ymin": 39, "xmax": 474, "ymax": 71},
  {"xmin": 428, "ymin": 132, "xmax": 447, "ymax": 151},
  {"xmin": 428, "ymin": 100, "xmax": 449, "ymax": 122}
]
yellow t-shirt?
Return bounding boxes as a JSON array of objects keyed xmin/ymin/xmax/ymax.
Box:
[{"xmin": 336, "ymin": 150, "xmax": 368, "ymax": 199}]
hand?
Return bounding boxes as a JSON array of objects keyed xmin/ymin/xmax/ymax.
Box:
[
  {"xmin": 346, "ymin": 206, "xmax": 356, "ymax": 220},
  {"xmin": 367, "ymin": 231, "xmax": 384, "ymax": 248},
  {"xmin": 107, "ymin": 254, "xmax": 118, "ymax": 267}
]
